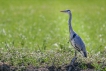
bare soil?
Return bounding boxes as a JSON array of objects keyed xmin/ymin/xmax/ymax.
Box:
[{"xmin": 0, "ymin": 62, "xmax": 95, "ymax": 71}]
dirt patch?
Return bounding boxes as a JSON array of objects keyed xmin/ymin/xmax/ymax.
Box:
[{"xmin": 0, "ymin": 62, "xmax": 95, "ymax": 71}]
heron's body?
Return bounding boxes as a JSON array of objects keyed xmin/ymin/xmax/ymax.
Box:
[
  {"xmin": 61, "ymin": 10, "xmax": 87, "ymax": 57},
  {"xmin": 70, "ymin": 33, "xmax": 87, "ymax": 57}
]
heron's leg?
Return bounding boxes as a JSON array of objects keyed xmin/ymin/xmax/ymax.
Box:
[
  {"xmin": 68, "ymin": 57, "xmax": 77, "ymax": 71},
  {"xmin": 68, "ymin": 50, "xmax": 77, "ymax": 71},
  {"xmin": 75, "ymin": 50, "xmax": 77, "ymax": 57},
  {"xmin": 70, "ymin": 50, "xmax": 77, "ymax": 65}
]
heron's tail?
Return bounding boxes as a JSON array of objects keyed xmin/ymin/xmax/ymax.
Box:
[{"xmin": 80, "ymin": 51, "xmax": 87, "ymax": 58}]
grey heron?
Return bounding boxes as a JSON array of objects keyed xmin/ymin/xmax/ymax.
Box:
[{"xmin": 60, "ymin": 10, "xmax": 87, "ymax": 58}]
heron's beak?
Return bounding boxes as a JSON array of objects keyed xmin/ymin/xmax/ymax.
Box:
[{"xmin": 60, "ymin": 10, "xmax": 66, "ymax": 12}]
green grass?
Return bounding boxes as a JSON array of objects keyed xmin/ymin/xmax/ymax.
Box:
[{"xmin": 0, "ymin": 0, "xmax": 106, "ymax": 70}]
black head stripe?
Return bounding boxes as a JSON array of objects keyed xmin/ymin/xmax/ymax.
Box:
[{"xmin": 67, "ymin": 10, "xmax": 70, "ymax": 11}]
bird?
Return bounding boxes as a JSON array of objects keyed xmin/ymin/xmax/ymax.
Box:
[{"xmin": 60, "ymin": 10, "xmax": 87, "ymax": 58}]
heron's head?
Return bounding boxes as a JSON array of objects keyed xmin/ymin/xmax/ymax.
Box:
[{"xmin": 60, "ymin": 10, "xmax": 71, "ymax": 14}]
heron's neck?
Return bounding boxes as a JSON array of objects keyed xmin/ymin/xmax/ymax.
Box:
[{"xmin": 68, "ymin": 13, "xmax": 73, "ymax": 34}]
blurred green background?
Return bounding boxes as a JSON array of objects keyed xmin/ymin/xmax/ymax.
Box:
[{"xmin": 0, "ymin": 0, "xmax": 106, "ymax": 53}]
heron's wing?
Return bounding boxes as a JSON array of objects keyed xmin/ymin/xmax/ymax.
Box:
[
  {"xmin": 71, "ymin": 34, "xmax": 85, "ymax": 52},
  {"xmin": 72, "ymin": 35, "xmax": 87, "ymax": 57}
]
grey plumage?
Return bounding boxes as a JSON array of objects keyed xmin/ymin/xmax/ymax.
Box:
[{"xmin": 61, "ymin": 10, "xmax": 87, "ymax": 57}]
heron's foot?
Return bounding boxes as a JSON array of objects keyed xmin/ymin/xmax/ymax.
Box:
[
  {"xmin": 70, "ymin": 56, "xmax": 77, "ymax": 65},
  {"xmin": 68, "ymin": 57, "xmax": 77, "ymax": 71}
]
